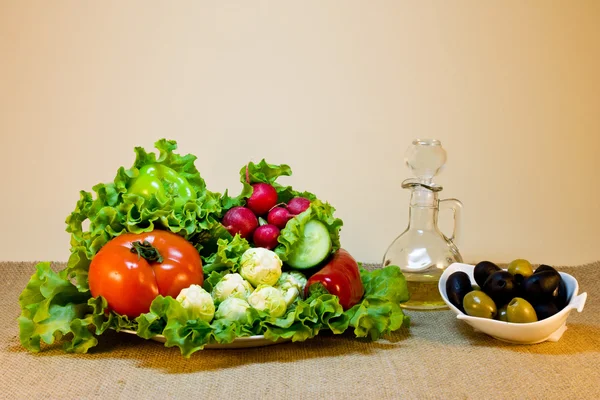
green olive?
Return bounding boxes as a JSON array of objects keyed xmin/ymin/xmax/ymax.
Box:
[
  {"xmin": 463, "ymin": 290, "xmax": 497, "ymax": 319},
  {"xmin": 507, "ymin": 259, "xmax": 534, "ymax": 280},
  {"xmin": 506, "ymin": 297, "xmax": 538, "ymax": 323},
  {"xmin": 496, "ymin": 304, "xmax": 509, "ymax": 322}
]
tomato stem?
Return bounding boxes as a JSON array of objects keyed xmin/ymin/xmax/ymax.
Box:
[{"xmin": 131, "ymin": 240, "xmax": 164, "ymax": 263}]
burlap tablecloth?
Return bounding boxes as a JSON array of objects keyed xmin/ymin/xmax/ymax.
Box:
[{"xmin": 1, "ymin": 261, "xmax": 598, "ymax": 399}]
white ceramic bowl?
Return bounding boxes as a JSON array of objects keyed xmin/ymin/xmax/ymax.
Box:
[{"xmin": 439, "ymin": 263, "xmax": 587, "ymax": 344}]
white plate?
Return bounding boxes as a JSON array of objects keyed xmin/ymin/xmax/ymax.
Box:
[
  {"xmin": 119, "ymin": 329, "xmax": 290, "ymax": 349},
  {"xmin": 439, "ymin": 263, "xmax": 587, "ymax": 344}
]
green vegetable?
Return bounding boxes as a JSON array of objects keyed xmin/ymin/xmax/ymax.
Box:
[
  {"xmin": 17, "ymin": 141, "xmax": 411, "ymax": 357},
  {"xmin": 211, "ymin": 273, "xmax": 254, "ymax": 304},
  {"xmin": 276, "ymin": 200, "xmax": 342, "ymax": 267},
  {"xmin": 225, "ymin": 159, "xmax": 343, "ymax": 267},
  {"xmin": 176, "ymin": 284, "xmax": 215, "ymax": 322},
  {"xmin": 344, "ymin": 265, "xmax": 411, "ymax": 339},
  {"xmin": 275, "ymin": 271, "xmax": 308, "ymax": 307},
  {"xmin": 138, "ymin": 264, "xmax": 410, "ymax": 357},
  {"xmin": 128, "ymin": 164, "xmax": 197, "ymax": 211},
  {"xmin": 65, "ymin": 139, "xmax": 226, "ymax": 292},
  {"xmin": 222, "ymin": 159, "xmax": 296, "ymax": 208},
  {"xmin": 281, "ymin": 219, "xmax": 332, "ymax": 269},
  {"xmin": 18, "ymin": 140, "xmax": 227, "ymax": 353},
  {"xmin": 17, "ymin": 262, "xmax": 132, "ymax": 353},
  {"xmin": 201, "ymin": 235, "xmax": 251, "ymax": 275},
  {"xmin": 239, "ymin": 247, "xmax": 283, "ymax": 287},
  {"xmin": 20, "ymin": 261, "xmax": 410, "ymax": 357},
  {"xmin": 248, "ymin": 285, "xmax": 288, "ymax": 318},
  {"xmin": 214, "ymin": 297, "xmax": 253, "ymax": 324}
]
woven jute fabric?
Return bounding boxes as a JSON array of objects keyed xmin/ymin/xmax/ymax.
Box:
[{"xmin": 1, "ymin": 261, "xmax": 598, "ymax": 400}]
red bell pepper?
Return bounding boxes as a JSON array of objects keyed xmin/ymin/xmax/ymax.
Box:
[{"xmin": 304, "ymin": 248, "xmax": 365, "ymax": 310}]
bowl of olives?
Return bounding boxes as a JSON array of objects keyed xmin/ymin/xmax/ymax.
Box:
[{"xmin": 438, "ymin": 260, "xmax": 587, "ymax": 344}]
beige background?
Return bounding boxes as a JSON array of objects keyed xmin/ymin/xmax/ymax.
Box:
[{"xmin": 1, "ymin": 1, "xmax": 599, "ymax": 265}]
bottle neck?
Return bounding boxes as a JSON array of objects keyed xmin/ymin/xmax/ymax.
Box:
[
  {"xmin": 407, "ymin": 188, "xmax": 439, "ymax": 230},
  {"xmin": 408, "ymin": 206, "xmax": 438, "ymax": 230}
]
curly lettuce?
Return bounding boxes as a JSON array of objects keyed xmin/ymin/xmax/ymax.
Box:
[
  {"xmin": 65, "ymin": 139, "xmax": 226, "ymax": 286},
  {"xmin": 134, "ymin": 264, "xmax": 409, "ymax": 357},
  {"xmin": 201, "ymin": 234, "xmax": 251, "ymax": 275},
  {"xmin": 18, "ymin": 261, "xmax": 409, "ymax": 357},
  {"xmin": 17, "ymin": 262, "xmax": 122, "ymax": 353},
  {"xmin": 18, "ymin": 139, "xmax": 227, "ymax": 353},
  {"xmin": 18, "ymin": 144, "xmax": 410, "ymax": 357}
]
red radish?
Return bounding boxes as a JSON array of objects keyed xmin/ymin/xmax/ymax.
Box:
[
  {"xmin": 253, "ymin": 224, "xmax": 280, "ymax": 249},
  {"xmin": 222, "ymin": 206, "xmax": 258, "ymax": 239},
  {"xmin": 267, "ymin": 207, "xmax": 293, "ymax": 229},
  {"xmin": 247, "ymin": 183, "xmax": 278, "ymax": 216},
  {"xmin": 287, "ymin": 197, "xmax": 310, "ymax": 215}
]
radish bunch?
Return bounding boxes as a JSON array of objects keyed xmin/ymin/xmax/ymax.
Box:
[{"xmin": 222, "ymin": 183, "xmax": 310, "ymax": 250}]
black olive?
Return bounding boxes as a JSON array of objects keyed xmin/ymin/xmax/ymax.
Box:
[
  {"xmin": 522, "ymin": 270, "xmax": 561, "ymax": 304},
  {"xmin": 474, "ymin": 261, "xmax": 501, "ymax": 288},
  {"xmin": 533, "ymin": 301, "xmax": 560, "ymax": 320},
  {"xmin": 482, "ymin": 270, "xmax": 518, "ymax": 306},
  {"xmin": 554, "ymin": 277, "xmax": 568, "ymax": 310},
  {"xmin": 513, "ymin": 274, "xmax": 526, "ymax": 287},
  {"xmin": 534, "ymin": 264, "xmax": 557, "ymax": 274},
  {"xmin": 445, "ymin": 271, "xmax": 472, "ymax": 313}
]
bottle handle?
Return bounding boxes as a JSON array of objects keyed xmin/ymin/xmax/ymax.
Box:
[{"xmin": 439, "ymin": 198, "xmax": 462, "ymax": 243}]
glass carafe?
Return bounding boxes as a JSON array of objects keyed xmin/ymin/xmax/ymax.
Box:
[{"xmin": 383, "ymin": 139, "xmax": 463, "ymax": 310}]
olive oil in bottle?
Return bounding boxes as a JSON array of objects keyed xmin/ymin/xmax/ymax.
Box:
[{"xmin": 404, "ymin": 275, "xmax": 447, "ymax": 310}]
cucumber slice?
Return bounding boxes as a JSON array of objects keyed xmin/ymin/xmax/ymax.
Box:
[{"xmin": 286, "ymin": 220, "xmax": 332, "ymax": 269}]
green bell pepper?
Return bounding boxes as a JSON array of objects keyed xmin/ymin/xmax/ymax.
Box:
[{"xmin": 128, "ymin": 164, "xmax": 197, "ymax": 209}]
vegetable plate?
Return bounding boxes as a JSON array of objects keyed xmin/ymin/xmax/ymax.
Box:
[{"xmin": 18, "ymin": 139, "xmax": 411, "ymax": 357}]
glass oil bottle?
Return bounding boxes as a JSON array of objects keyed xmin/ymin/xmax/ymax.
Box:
[{"xmin": 383, "ymin": 139, "xmax": 463, "ymax": 310}]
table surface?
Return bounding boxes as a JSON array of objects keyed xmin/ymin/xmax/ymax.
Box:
[{"xmin": 2, "ymin": 261, "xmax": 598, "ymax": 400}]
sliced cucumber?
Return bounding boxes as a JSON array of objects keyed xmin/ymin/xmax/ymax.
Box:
[{"xmin": 286, "ymin": 220, "xmax": 332, "ymax": 269}]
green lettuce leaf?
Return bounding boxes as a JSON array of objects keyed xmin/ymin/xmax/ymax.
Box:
[
  {"xmin": 19, "ymin": 263, "xmax": 410, "ymax": 357},
  {"xmin": 154, "ymin": 296, "xmax": 215, "ymax": 356},
  {"xmin": 18, "ymin": 263, "xmax": 105, "ymax": 353},
  {"xmin": 19, "ymin": 139, "xmax": 227, "ymax": 353},
  {"xmin": 201, "ymin": 234, "xmax": 251, "ymax": 275},
  {"xmin": 239, "ymin": 159, "xmax": 294, "ymax": 202},
  {"xmin": 64, "ymin": 139, "xmax": 226, "ymax": 291},
  {"xmin": 130, "ymin": 265, "xmax": 408, "ymax": 358},
  {"xmin": 259, "ymin": 292, "xmax": 347, "ymax": 343},
  {"xmin": 345, "ymin": 266, "xmax": 411, "ymax": 340},
  {"xmin": 136, "ymin": 295, "xmax": 263, "ymax": 357},
  {"xmin": 224, "ymin": 158, "xmax": 316, "ymax": 208},
  {"xmin": 360, "ymin": 264, "xmax": 411, "ymax": 304}
]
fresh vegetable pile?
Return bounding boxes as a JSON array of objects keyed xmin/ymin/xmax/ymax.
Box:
[{"xmin": 18, "ymin": 139, "xmax": 410, "ymax": 357}]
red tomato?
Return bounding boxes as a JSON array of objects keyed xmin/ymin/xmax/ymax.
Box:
[{"xmin": 88, "ymin": 230, "xmax": 203, "ymax": 318}]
